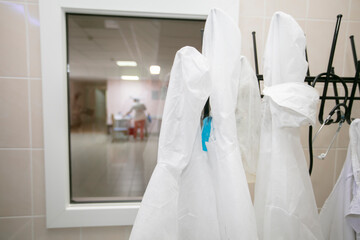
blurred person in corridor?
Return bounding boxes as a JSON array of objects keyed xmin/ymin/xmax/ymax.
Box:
[{"xmin": 126, "ymin": 98, "xmax": 147, "ymax": 140}]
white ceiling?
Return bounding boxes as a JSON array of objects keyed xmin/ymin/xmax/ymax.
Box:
[{"xmin": 67, "ymin": 14, "xmax": 205, "ymax": 81}]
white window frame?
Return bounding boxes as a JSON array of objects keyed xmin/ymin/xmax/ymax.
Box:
[{"xmin": 39, "ymin": 0, "xmax": 239, "ymax": 228}]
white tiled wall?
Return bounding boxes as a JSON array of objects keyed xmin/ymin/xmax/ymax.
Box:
[
  {"xmin": 0, "ymin": 0, "xmax": 359, "ymax": 239},
  {"xmin": 0, "ymin": 1, "xmax": 132, "ymax": 239}
]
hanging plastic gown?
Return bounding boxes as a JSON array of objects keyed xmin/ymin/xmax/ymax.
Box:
[
  {"xmin": 131, "ymin": 8, "xmax": 260, "ymax": 239},
  {"xmin": 236, "ymin": 56, "xmax": 262, "ymax": 183},
  {"xmin": 176, "ymin": 11, "xmax": 261, "ymax": 238},
  {"xmin": 319, "ymin": 119, "xmax": 360, "ymax": 240},
  {"xmin": 253, "ymin": 11, "xmax": 324, "ymax": 240},
  {"xmin": 201, "ymin": 8, "xmax": 259, "ymax": 239},
  {"xmin": 129, "ymin": 46, "xmax": 212, "ymax": 240}
]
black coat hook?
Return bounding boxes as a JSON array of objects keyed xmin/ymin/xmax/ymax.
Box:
[{"xmin": 347, "ymin": 36, "xmax": 360, "ymax": 123}]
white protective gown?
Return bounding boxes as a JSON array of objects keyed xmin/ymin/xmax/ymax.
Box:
[
  {"xmin": 254, "ymin": 12, "xmax": 324, "ymax": 240},
  {"xmin": 177, "ymin": 9, "xmax": 261, "ymax": 239},
  {"xmin": 202, "ymin": 8, "xmax": 259, "ymax": 239},
  {"xmin": 130, "ymin": 8, "xmax": 261, "ymax": 240},
  {"xmin": 319, "ymin": 119, "xmax": 360, "ymax": 240},
  {"xmin": 236, "ymin": 56, "xmax": 262, "ymax": 183},
  {"xmin": 129, "ymin": 46, "xmax": 211, "ymax": 240}
]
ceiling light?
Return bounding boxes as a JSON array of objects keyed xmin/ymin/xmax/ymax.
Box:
[
  {"xmin": 150, "ymin": 65, "xmax": 161, "ymax": 75},
  {"xmin": 116, "ymin": 61, "xmax": 137, "ymax": 67},
  {"xmin": 121, "ymin": 75, "xmax": 139, "ymax": 81},
  {"xmin": 105, "ymin": 20, "xmax": 119, "ymax": 29}
]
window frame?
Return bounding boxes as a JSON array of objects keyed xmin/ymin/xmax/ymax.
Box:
[{"xmin": 39, "ymin": 0, "xmax": 238, "ymax": 228}]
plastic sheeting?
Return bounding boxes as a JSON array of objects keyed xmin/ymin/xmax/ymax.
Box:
[
  {"xmin": 253, "ymin": 11, "xmax": 324, "ymax": 240},
  {"xmin": 319, "ymin": 119, "xmax": 360, "ymax": 240}
]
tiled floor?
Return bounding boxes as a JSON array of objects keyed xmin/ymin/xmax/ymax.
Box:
[{"xmin": 70, "ymin": 132, "xmax": 158, "ymax": 202}]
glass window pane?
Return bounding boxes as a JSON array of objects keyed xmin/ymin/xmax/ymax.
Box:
[{"xmin": 67, "ymin": 14, "xmax": 204, "ymax": 203}]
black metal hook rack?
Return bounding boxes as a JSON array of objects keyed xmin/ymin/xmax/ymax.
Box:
[{"xmin": 251, "ymin": 14, "xmax": 360, "ymax": 175}]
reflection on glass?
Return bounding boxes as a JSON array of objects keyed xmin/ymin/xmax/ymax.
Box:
[{"xmin": 67, "ymin": 14, "xmax": 204, "ymax": 202}]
